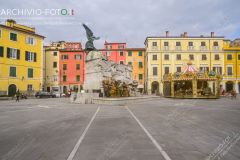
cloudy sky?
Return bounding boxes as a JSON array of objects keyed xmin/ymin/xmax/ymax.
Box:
[{"xmin": 0, "ymin": 0, "xmax": 240, "ymax": 48}]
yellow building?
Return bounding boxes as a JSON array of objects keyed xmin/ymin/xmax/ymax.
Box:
[
  {"xmin": 0, "ymin": 19, "xmax": 44, "ymax": 96},
  {"xmin": 145, "ymin": 31, "xmax": 225, "ymax": 95},
  {"xmin": 43, "ymin": 41, "xmax": 65, "ymax": 92},
  {"xmin": 223, "ymin": 39, "xmax": 240, "ymax": 93},
  {"xmin": 126, "ymin": 48, "xmax": 145, "ymax": 92}
]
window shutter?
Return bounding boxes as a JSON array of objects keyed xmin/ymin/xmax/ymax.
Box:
[
  {"xmin": 7, "ymin": 48, "xmax": 10, "ymax": 58},
  {"xmin": 25, "ymin": 51, "xmax": 28, "ymax": 61},
  {"xmin": 17, "ymin": 49, "xmax": 20, "ymax": 59},
  {"xmin": 34, "ymin": 53, "xmax": 37, "ymax": 62},
  {"xmin": 0, "ymin": 46, "xmax": 3, "ymax": 57}
]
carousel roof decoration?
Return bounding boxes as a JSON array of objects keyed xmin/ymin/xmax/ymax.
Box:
[
  {"xmin": 163, "ymin": 62, "xmax": 222, "ymax": 82},
  {"xmin": 183, "ymin": 62, "xmax": 198, "ymax": 73}
]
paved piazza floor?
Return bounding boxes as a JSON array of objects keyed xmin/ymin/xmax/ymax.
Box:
[{"xmin": 0, "ymin": 97, "xmax": 240, "ymax": 160}]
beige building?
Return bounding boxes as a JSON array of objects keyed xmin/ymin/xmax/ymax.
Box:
[{"xmin": 43, "ymin": 41, "xmax": 65, "ymax": 92}]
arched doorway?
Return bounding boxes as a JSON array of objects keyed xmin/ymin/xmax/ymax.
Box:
[
  {"xmin": 226, "ymin": 81, "xmax": 234, "ymax": 92},
  {"xmin": 151, "ymin": 81, "xmax": 159, "ymax": 94},
  {"xmin": 8, "ymin": 84, "xmax": 17, "ymax": 97}
]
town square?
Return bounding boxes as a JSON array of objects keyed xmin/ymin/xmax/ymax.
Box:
[{"xmin": 0, "ymin": 0, "xmax": 240, "ymax": 159}]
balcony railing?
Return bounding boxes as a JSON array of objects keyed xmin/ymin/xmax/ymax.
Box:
[
  {"xmin": 175, "ymin": 46, "xmax": 182, "ymax": 51},
  {"xmin": 200, "ymin": 46, "xmax": 208, "ymax": 51},
  {"xmin": 188, "ymin": 46, "xmax": 194, "ymax": 51}
]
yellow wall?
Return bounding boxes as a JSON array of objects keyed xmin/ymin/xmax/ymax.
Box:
[
  {"xmin": 145, "ymin": 36, "xmax": 225, "ymax": 94},
  {"xmin": 0, "ymin": 21, "xmax": 44, "ymax": 96},
  {"xmin": 223, "ymin": 42, "xmax": 240, "ymax": 91},
  {"xmin": 126, "ymin": 49, "xmax": 145, "ymax": 86}
]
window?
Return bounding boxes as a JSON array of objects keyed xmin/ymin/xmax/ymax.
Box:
[
  {"xmin": 139, "ymin": 62, "xmax": 143, "ymax": 68},
  {"xmin": 164, "ymin": 42, "xmax": 169, "ymax": 46},
  {"xmin": 201, "ymin": 42, "xmax": 206, "ymax": 46},
  {"xmin": 153, "ymin": 67, "xmax": 158, "ymax": 76},
  {"xmin": 128, "ymin": 62, "xmax": 132, "ymax": 66},
  {"xmin": 200, "ymin": 67, "xmax": 209, "ymax": 72},
  {"xmin": 28, "ymin": 68, "xmax": 33, "ymax": 78},
  {"xmin": 164, "ymin": 54, "xmax": 169, "ymax": 60},
  {"xmin": 176, "ymin": 54, "xmax": 181, "ymax": 60},
  {"xmin": 139, "ymin": 74, "xmax": 143, "ymax": 80},
  {"xmin": 152, "ymin": 55, "xmax": 157, "ymax": 60},
  {"xmin": 106, "ymin": 51, "xmax": 111, "ymax": 56},
  {"xmin": 227, "ymin": 54, "xmax": 232, "ymax": 60},
  {"xmin": 227, "ymin": 66, "xmax": 233, "ymax": 75},
  {"xmin": 164, "ymin": 67, "xmax": 170, "ymax": 74},
  {"xmin": 26, "ymin": 37, "xmax": 35, "ymax": 45},
  {"xmin": 53, "ymin": 62, "xmax": 57, "ymax": 68},
  {"xmin": 176, "ymin": 42, "xmax": 181, "ymax": 46},
  {"xmin": 176, "ymin": 67, "xmax": 181, "ymax": 72},
  {"xmin": 120, "ymin": 61, "xmax": 124, "ymax": 64},
  {"xmin": 53, "ymin": 52, "xmax": 57, "ymax": 56},
  {"xmin": 188, "ymin": 42, "xmax": 193, "ymax": 46},
  {"xmin": 119, "ymin": 51, "xmax": 124, "ymax": 56},
  {"xmin": 27, "ymin": 84, "xmax": 33, "ymax": 91},
  {"xmin": 138, "ymin": 51, "xmax": 143, "ymax": 56},
  {"xmin": 76, "ymin": 64, "xmax": 80, "ymax": 70},
  {"xmin": 7, "ymin": 48, "xmax": 20, "ymax": 59},
  {"xmin": 25, "ymin": 51, "xmax": 36, "ymax": 62},
  {"xmin": 189, "ymin": 54, "xmax": 194, "ymax": 60},
  {"xmin": 63, "ymin": 64, "xmax": 67, "ymax": 70},
  {"xmin": 62, "ymin": 55, "xmax": 69, "ymax": 60},
  {"xmin": 63, "ymin": 75, "xmax": 67, "ymax": 82},
  {"xmin": 9, "ymin": 66, "xmax": 16, "ymax": 77},
  {"xmin": 213, "ymin": 41, "xmax": 218, "ymax": 46},
  {"xmin": 202, "ymin": 54, "xmax": 207, "ymax": 60},
  {"xmin": 0, "ymin": 46, "xmax": 3, "ymax": 57},
  {"xmin": 75, "ymin": 54, "xmax": 82, "ymax": 60},
  {"xmin": 128, "ymin": 51, "xmax": 132, "ymax": 56},
  {"xmin": 213, "ymin": 67, "xmax": 222, "ymax": 74},
  {"xmin": 118, "ymin": 45, "xmax": 124, "ymax": 49},
  {"xmin": 152, "ymin": 42, "xmax": 157, "ymax": 46},
  {"xmin": 10, "ymin": 32, "xmax": 17, "ymax": 41},
  {"xmin": 215, "ymin": 54, "xmax": 220, "ymax": 60},
  {"xmin": 76, "ymin": 75, "xmax": 80, "ymax": 82}
]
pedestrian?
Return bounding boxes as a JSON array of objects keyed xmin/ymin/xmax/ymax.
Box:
[{"xmin": 16, "ymin": 89, "xmax": 20, "ymax": 102}]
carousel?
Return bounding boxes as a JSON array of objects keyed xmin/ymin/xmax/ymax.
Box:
[{"xmin": 163, "ymin": 63, "xmax": 222, "ymax": 98}]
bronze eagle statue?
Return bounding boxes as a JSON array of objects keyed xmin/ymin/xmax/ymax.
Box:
[{"xmin": 82, "ymin": 23, "xmax": 100, "ymax": 53}]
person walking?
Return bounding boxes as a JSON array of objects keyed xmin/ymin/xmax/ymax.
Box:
[{"xmin": 16, "ymin": 90, "xmax": 20, "ymax": 102}]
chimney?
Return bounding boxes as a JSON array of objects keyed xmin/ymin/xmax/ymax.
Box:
[
  {"xmin": 211, "ymin": 32, "xmax": 214, "ymax": 37},
  {"xmin": 165, "ymin": 31, "xmax": 169, "ymax": 37},
  {"xmin": 184, "ymin": 32, "xmax": 187, "ymax": 37}
]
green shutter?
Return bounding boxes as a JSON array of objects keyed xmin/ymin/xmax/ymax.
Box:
[
  {"xmin": 28, "ymin": 68, "xmax": 33, "ymax": 78},
  {"xmin": 17, "ymin": 49, "xmax": 20, "ymax": 59},
  {"xmin": 0, "ymin": 46, "xmax": 3, "ymax": 57},
  {"xmin": 10, "ymin": 67, "xmax": 16, "ymax": 77}
]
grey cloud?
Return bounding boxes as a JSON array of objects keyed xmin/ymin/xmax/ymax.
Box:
[{"xmin": 1, "ymin": 0, "xmax": 240, "ymax": 48}]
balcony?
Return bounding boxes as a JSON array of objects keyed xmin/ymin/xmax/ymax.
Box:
[
  {"xmin": 175, "ymin": 46, "xmax": 182, "ymax": 51},
  {"xmin": 188, "ymin": 46, "xmax": 194, "ymax": 51},
  {"xmin": 200, "ymin": 46, "xmax": 208, "ymax": 51},
  {"xmin": 212, "ymin": 46, "xmax": 220, "ymax": 51},
  {"xmin": 151, "ymin": 46, "xmax": 158, "ymax": 51},
  {"xmin": 164, "ymin": 46, "xmax": 169, "ymax": 51}
]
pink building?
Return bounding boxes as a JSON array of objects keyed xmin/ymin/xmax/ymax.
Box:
[
  {"xmin": 59, "ymin": 42, "xmax": 85, "ymax": 93},
  {"xmin": 101, "ymin": 41, "xmax": 127, "ymax": 64}
]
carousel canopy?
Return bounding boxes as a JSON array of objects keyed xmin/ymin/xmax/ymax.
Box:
[{"xmin": 183, "ymin": 62, "xmax": 198, "ymax": 73}]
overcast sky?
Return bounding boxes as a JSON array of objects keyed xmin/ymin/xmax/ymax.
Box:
[{"xmin": 0, "ymin": 0, "xmax": 239, "ymax": 48}]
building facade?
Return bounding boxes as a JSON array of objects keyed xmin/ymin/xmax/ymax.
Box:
[
  {"xmin": 223, "ymin": 39, "xmax": 240, "ymax": 93},
  {"xmin": 59, "ymin": 42, "xmax": 85, "ymax": 93},
  {"xmin": 102, "ymin": 41, "xmax": 127, "ymax": 64},
  {"xmin": 0, "ymin": 19, "xmax": 44, "ymax": 96},
  {"xmin": 44, "ymin": 41, "xmax": 65, "ymax": 92},
  {"xmin": 145, "ymin": 31, "xmax": 225, "ymax": 95},
  {"xmin": 126, "ymin": 48, "xmax": 145, "ymax": 91}
]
